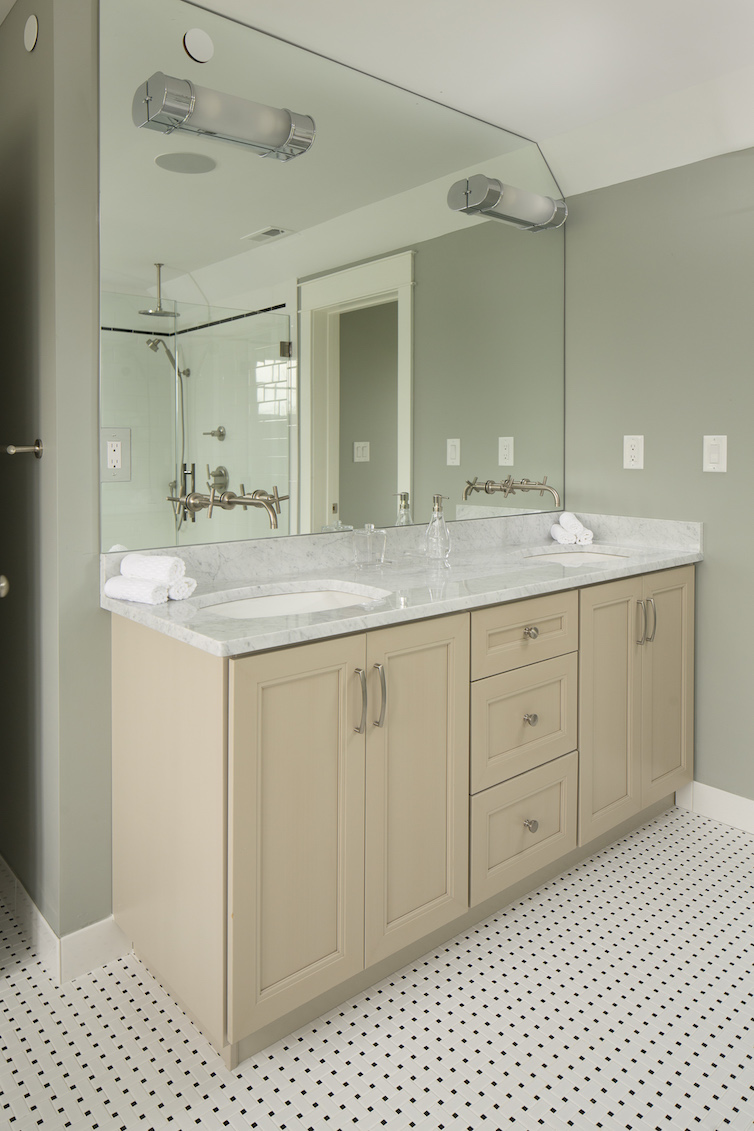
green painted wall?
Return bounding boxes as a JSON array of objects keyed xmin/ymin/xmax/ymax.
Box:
[
  {"xmin": 565, "ymin": 148, "xmax": 754, "ymax": 802},
  {"xmin": 0, "ymin": 0, "xmax": 110, "ymax": 935},
  {"xmin": 412, "ymin": 220, "xmax": 564, "ymax": 523},
  {"xmin": 339, "ymin": 302, "xmax": 399, "ymax": 529}
]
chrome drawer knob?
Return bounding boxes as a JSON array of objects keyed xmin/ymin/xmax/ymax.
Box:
[
  {"xmin": 523, "ymin": 818, "xmax": 539, "ymax": 833},
  {"xmin": 523, "ymin": 713, "xmax": 539, "ymax": 727},
  {"xmin": 0, "ymin": 575, "xmax": 8, "ymax": 598},
  {"xmin": 523, "ymin": 625, "xmax": 539, "ymax": 639}
]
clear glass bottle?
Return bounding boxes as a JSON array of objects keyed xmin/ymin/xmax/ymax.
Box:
[
  {"xmin": 395, "ymin": 491, "xmax": 412, "ymax": 526},
  {"xmin": 425, "ymin": 494, "xmax": 451, "ymax": 562},
  {"xmin": 352, "ymin": 523, "xmax": 387, "ymax": 568}
]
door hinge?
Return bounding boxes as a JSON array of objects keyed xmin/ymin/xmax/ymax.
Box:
[{"xmin": 279, "ymin": 340, "xmax": 293, "ymax": 358}]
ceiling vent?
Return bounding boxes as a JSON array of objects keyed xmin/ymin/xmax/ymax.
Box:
[{"xmin": 241, "ymin": 226, "xmax": 295, "ymax": 244}]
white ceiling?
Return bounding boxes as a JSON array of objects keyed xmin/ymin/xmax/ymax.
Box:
[
  {"xmin": 3, "ymin": 0, "xmax": 752, "ymax": 194},
  {"xmin": 180, "ymin": 0, "xmax": 754, "ymax": 193}
]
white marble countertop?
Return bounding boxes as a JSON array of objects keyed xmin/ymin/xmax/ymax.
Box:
[{"xmin": 101, "ymin": 513, "xmax": 703, "ymax": 658}]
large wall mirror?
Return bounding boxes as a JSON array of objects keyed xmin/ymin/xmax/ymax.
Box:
[{"xmin": 99, "ymin": 0, "xmax": 565, "ymax": 552}]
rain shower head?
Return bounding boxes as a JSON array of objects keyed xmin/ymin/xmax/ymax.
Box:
[{"xmin": 139, "ymin": 263, "xmax": 179, "ymax": 317}]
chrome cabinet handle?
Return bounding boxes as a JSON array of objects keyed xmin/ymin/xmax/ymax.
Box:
[
  {"xmin": 374, "ymin": 663, "xmax": 387, "ymax": 728},
  {"xmin": 636, "ymin": 599, "xmax": 647, "ymax": 646},
  {"xmin": 523, "ymin": 625, "xmax": 539, "ymax": 640},
  {"xmin": 523, "ymin": 818, "xmax": 539, "ymax": 833},
  {"xmin": 646, "ymin": 597, "xmax": 657, "ymax": 642},
  {"xmin": 5, "ymin": 438, "xmax": 43, "ymax": 459},
  {"xmin": 355, "ymin": 669, "xmax": 367, "ymax": 734},
  {"xmin": 523, "ymin": 713, "xmax": 539, "ymax": 727},
  {"xmin": 0, "ymin": 575, "xmax": 8, "ymax": 598}
]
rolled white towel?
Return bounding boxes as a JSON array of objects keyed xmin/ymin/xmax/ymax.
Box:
[
  {"xmin": 104, "ymin": 575, "xmax": 169, "ymax": 605},
  {"xmin": 168, "ymin": 577, "xmax": 197, "ymax": 601},
  {"xmin": 550, "ymin": 524, "xmax": 577, "ymax": 545},
  {"xmin": 559, "ymin": 512, "xmax": 585, "ymax": 535},
  {"xmin": 107, "ymin": 543, "xmax": 129, "ymax": 553},
  {"xmin": 576, "ymin": 529, "xmax": 594, "ymax": 545},
  {"xmin": 120, "ymin": 552, "xmax": 185, "ymax": 584}
]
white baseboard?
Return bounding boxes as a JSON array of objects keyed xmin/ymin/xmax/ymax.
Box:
[
  {"xmin": 675, "ymin": 781, "xmax": 754, "ymax": 835},
  {"xmin": 0, "ymin": 853, "xmax": 131, "ymax": 983},
  {"xmin": 59, "ymin": 914, "xmax": 131, "ymax": 982}
]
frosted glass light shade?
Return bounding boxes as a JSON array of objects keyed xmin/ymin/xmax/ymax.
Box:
[{"xmin": 132, "ymin": 72, "xmax": 315, "ymax": 161}]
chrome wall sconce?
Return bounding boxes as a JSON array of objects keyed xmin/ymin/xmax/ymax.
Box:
[
  {"xmin": 132, "ymin": 71, "xmax": 315, "ymax": 160},
  {"xmin": 447, "ymin": 173, "xmax": 566, "ymax": 231}
]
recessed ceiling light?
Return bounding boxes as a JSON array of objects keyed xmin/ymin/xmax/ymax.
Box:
[{"xmin": 155, "ymin": 152, "xmax": 217, "ymax": 175}]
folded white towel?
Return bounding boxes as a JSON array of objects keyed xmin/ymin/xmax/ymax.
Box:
[
  {"xmin": 168, "ymin": 577, "xmax": 197, "ymax": 601},
  {"xmin": 576, "ymin": 529, "xmax": 594, "ymax": 545},
  {"xmin": 559, "ymin": 512, "xmax": 585, "ymax": 535},
  {"xmin": 120, "ymin": 552, "xmax": 185, "ymax": 584},
  {"xmin": 104, "ymin": 575, "xmax": 169, "ymax": 605},
  {"xmin": 550, "ymin": 524, "xmax": 577, "ymax": 545}
]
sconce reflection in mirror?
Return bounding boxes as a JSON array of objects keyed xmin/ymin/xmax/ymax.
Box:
[
  {"xmin": 132, "ymin": 72, "xmax": 315, "ymax": 160},
  {"xmin": 448, "ymin": 174, "xmax": 567, "ymax": 231}
]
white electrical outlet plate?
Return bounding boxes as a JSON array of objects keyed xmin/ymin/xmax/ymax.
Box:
[
  {"xmin": 623, "ymin": 435, "xmax": 644, "ymax": 470},
  {"xmin": 100, "ymin": 427, "xmax": 131, "ymax": 482},
  {"xmin": 703, "ymin": 435, "xmax": 727, "ymax": 472},
  {"xmin": 446, "ymin": 438, "xmax": 460, "ymax": 466},
  {"xmin": 353, "ymin": 441, "xmax": 370, "ymax": 463},
  {"xmin": 498, "ymin": 437, "xmax": 514, "ymax": 466},
  {"xmin": 107, "ymin": 440, "xmax": 122, "ymax": 470}
]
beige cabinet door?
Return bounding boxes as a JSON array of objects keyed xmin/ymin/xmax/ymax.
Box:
[
  {"xmin": 364, "ymin": 614, "xmax": 470, "ymax": 966},
  {"xmin": 579, "ymin": 577, "xmax": 643, "ymax": 845},
  {"xmin": 228, "ymin": 635, "xmax": 367, "ymax": 1041},
  {"xmin": 641, "ymin": 566, "xmax": 695, "ymax": 805}
]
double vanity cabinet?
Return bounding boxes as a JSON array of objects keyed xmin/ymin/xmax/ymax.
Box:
[{"xmin": 111, "ymin": 563, "xmax": 694, "ymax": 1068}]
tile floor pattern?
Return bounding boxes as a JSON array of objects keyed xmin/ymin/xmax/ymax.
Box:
[{"xmin": 1, "ymin": 807, "xmax": 753, "ymax": 1130}]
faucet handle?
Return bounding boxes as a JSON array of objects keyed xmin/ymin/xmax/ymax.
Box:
[
  {"xmin": 207, "ymin": 486, "xmax": 217, "ymax": 518},
  {"xmin": 270, "ymin": 485, "xmax": 290, "ymax": 511}
]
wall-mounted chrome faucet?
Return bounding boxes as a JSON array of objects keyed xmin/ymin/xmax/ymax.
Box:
[
  {"xmin": 463, "ymin": 475, "xmax": 561, "ymax": 509},
  {"xmin": 167, "ymin": 484, "xmax": 290, "ymax": 529}
]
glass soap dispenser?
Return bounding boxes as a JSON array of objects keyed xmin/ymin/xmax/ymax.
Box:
[
  {"xmin": 425, "ymin": 494, "xmax": 451, "ymax": 562},
  {"xmin": 395, "ymin": 491, "xmax": 412, "ymax": 526}
]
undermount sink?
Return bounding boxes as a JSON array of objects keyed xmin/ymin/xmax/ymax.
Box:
[
  {"xmin": 529, "ymin": 551, "xmax": 628, "ymax": 566},
  {"xmin": 207, "ymin": 582, "xmax": 392, "ymax": 620}
]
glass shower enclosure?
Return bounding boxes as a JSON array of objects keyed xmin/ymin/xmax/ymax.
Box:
[{"xmin": 100, "ymin": 292, "xmax": 294, "ymax": 552}]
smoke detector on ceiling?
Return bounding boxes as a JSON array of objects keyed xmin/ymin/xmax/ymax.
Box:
[{"xmin": 241, "ymin": 226, "xmax": 296, "ymax": 244}]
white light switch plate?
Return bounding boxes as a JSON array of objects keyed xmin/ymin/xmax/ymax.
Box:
[
  {"xmin": 498, "ymin": 437, "xmax": 514, "ymax": 466},
  {"xmin": 623, "ymin": 435, "xmax": 644, "ymax": 469},
  {"xmin": 353, "ymin": 441, "xmax": 370, "ymax": 463},
  {"xmin": 703, "ymin": 435, "xmax": 727, "ymax": 472},
  {"xmin": 446, "ymin": 438, "xmax": 460, "ymax": 466}
]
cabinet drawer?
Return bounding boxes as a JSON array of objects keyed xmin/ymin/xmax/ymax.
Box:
[
  {"xmin": 471, "ymin": 653, "xmax": 577, "ymax": 793},
  {"xmin": 470, "ymin": 751, "xmax": 578, "ymax": 906},
  {"xmin": 471, "ymin": 591, "xmax": 579, "ymax": 680}
]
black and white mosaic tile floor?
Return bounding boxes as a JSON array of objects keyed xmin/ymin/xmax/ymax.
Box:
[{"xmin": 1, "ymin": 807, "xmax": 752, "ymax": 1130}]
